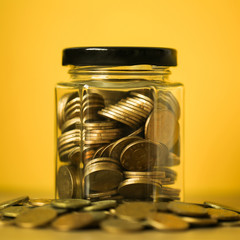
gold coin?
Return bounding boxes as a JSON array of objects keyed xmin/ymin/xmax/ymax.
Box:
[
  {"xmin": 87, "ymin": 190, "xmax": 118, "ymax": 200},
  {"xmin": 100, "ymin": 218, "xmax": 143, "ymax": 233},
  {"xmin": 84, "ymin": 164, "xmax": 123, "ymax": 192},
  {"xmin": 147, "ymin": 212, "xmax": 189, "ymax": 230},
  {"xmin": 51, "ymin": 199, "xmax": 90, "ymax": 209},
  {"xmin": 84, "ymin": 157, "xmax": 120, "ymax": 169},
  {"xmin": 83, "ymin": 200, "xmax": 117, "ymax": 211},
  {"xmin": 51, "ymin": 212, "xmax": 98, "ymax": 231},
  {"xmin": 114, "ymin": 104, "xmax": 144, "ymax": 121},
  {"xmin": 66, "ymin": 108, "xmax": 81, "ymax": 120},
  {"xmin": 167, "ymin": 202, "xmax": 208, "ymax": 217},
  {"xmin": 124, "ymin": 171, "xmax": 166, "ymax": 178},
  {"xmin": 145, "ymin": 109, "xmax": 179, "ymax": 149},
  {"xmin": 207, "ymin": 208, "xmax": 240, "ymax": 221},
  {"xmin": 204, "ymin": 201, "xmax": 240, "ymax": 214},
  {"xmin": 120, "ymin": 139, "xmax": 167, "ymax": 171},
  {"xmin": 118, "ymin": 101, "xmax": 148, "ymax": 118},
  {"xmin": 130, "ymin": 92, "xmax": 154, "ymax": 104},
  {"xmin": 28, "ymin": 199, "xmax": 53, "ymax": 207},
  {"xmin": 61, "ymin": 118, "xmax": 81, "ymax": 133},
  {"xmin": 98, "ymin": 109, "xmax": 136, "ymax": 128},
  {"xmin": 109, "ymin": 136, "xmax": 142, "ymax": 161},
  {"xmin": 182, "ymin": 216, "xmax": 218, "ymax": 227},
  {"xmin": 99, "ymin": 143, "xmax": 116, "ymax": 157},
  {"xmin": 115, "ymin": 202, "xmax": 156, "ymax": 220},
  {"xmin": 1, "ymin": 206, "xmax": 30, "ymax": 217},
  {"xmin": 83, "ymin": 121, "xmax": 117, "ymax": 129},
  {"xmin": 0, "ymin": 196, "xmax": 29, "ymax": 210},
  {"xmin": 92, "ymin": 145, "xmax": 108, "ymax": 159},
  {"xmin": 15, "ymin": 207, "xmax": 57, "ymax": 228},
  {"xmin": 82, "ymin": 93, "xmax": 104, "ymax": 103},
  {"xmin": 118, "ymin": 178, "xmax": 161, "ymax": 199}
]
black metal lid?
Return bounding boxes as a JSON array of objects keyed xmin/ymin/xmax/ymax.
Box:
[{"xmin": 62, "ymin": 47, "xmax": 177, "ymax": 66}]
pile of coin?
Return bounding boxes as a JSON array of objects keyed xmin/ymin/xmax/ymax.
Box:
[
  {"xmin": 1, "ymin": 196, "xmax": 240, "ymax": 232},
  {"xmin": 56, "ymin": 89, "xmax": 181, "ymax": 201}
]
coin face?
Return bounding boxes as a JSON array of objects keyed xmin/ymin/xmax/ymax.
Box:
[
  {"xmin": 109, "ymin": 136, "xmax": 142, "ymax": 161},
  {"xmin": 100, "ymin": 218, "xmax": 143, "ymax": 233},
  {"xmin": 120, "ymin": 140, "xmax": 167, "ymax": 171},
  {"xmin": 145, "ymin": 109, "xmax": 179, "ymax": 149},
  {"xmin": 115, "ymin": 202, "xmax": 156, "ymax": 220},
  {"xmin": 207, "ymin": 208, "xmax": 240, "ymax": 221},
  {"xmin": 147, "ymin": 212, "xmax": 189, "ymax": 230},
  {"xmin": 51, "ymin": 199, "xmax": 90, "ymax": 209},
  {"xmin": 51, "ymin": 212, "xmax": 96, "ymax": 231},
  {"xmin": 167, "ymin": 202, "xmax": 208, "ymax": 217},
  {"xmin": 15, "ymin": 207, "xmax": 57, "ymax": 228}
]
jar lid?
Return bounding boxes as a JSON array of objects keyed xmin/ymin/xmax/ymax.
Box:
[{"xmin": 62, "ymin": 47, "xmax": 177, "ymax": 66}]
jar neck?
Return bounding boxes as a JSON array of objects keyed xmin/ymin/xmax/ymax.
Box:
[{"xmin": 67, "ymin": 65, "xmax": 171, "ymax": 82}]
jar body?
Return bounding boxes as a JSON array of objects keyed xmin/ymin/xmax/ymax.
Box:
[{"xmin": 55, "ymin": 65, "xmax": 184, "ymax": 202}]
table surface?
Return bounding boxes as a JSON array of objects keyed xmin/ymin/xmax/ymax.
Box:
[{"xmin": 1, "ymin": 192, "xmax": 240, "ymax": 240}]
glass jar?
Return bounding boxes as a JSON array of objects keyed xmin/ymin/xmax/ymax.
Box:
[{"xmin": 55, "ymin": 47, "xmax": 184, "ymax": 202}]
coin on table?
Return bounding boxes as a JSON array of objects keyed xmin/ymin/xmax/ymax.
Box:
[
  {"xmin": 109, "ymin": 136, "xmax": 142, "ymax": 161},
  {"xmin": 1, "ymin": 206, "xmax": 30, "ymax": 218},
  {"xmin": 147, "ymin": 212, "xmax": 189, "ymax": 231},
  {"xmin": 100, "ymin": 218, "xmax": 144, "ymax": 233},
  {"xmin": 0, "ymin": 196, "xmax": 29, "ymax": 210},
  {"xmin": 15, "ymin": 207, "xmax": 57, "ymax": 228},
  {"xmin": 115, "ymin": 202, "xmax": 156, "ymax": 221},
  {"xmin": 145, "ymin": 109, "xmax": 179, "ymax": 150},
  {"xmin": 0, "ymin": 217, "xmax": 16, "ymax": 226},
  {"xmin": 182, "ymin": 216, "xmax": 218, "ymax": 227},
  {"xmin": 52, "ymin": 211, "xmax": 101, "ymax": 231},
  {"xmin": 204, "ymin": 201, "xmax": 240, "ymax": 214},
  {"xmin": 167, "ymin": 202, "xmax": 208, "ymax": 217},
  {"xmin": 83, "ymin": 200, "xmax": 117, "ymax": 211},
  {"xmin": 207, "ymin": 208, "xmax": 240, "ymax": 221},
  {"xmin": 118, "ymin": 178, "xmax": 161, "ymax": 199},
  {"xmin": 51, "ymin": 199, "xmax": 90, "ymax": 209},
  {"xmin": 28, "ymin": 199, "xmax": 53, "ymax": 207},
  {"xmin": 120, "ymin": 139, "xmax": 167, "ymax": 171}
]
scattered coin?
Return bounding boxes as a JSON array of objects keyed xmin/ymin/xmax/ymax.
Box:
[
  {"xmin": 147, "ymin": 212, "xmax": 189, "ymax": 231},
  {"xmin": 15, "ymin": 207, "xmax": 57, "ymax": 228},
  {"xmin": 51, "ymin": 199, "xmax": 90, "ymax": 209},
  {"xmin": 115, "ymin": 202, "xmax": 156, "ymax": 220},
  {"xmin": 182, "ymin": 216, "xmax": 218, "ymax": 227},
  {"xmin": 204, "ymin": 201, "xmax": 240, "ymax": 214},
  {"xmin": 83, "ymin": 200, "xmax": 117, "ymax": 211},
  {"xmin": 0, "ymin": 196, "xmax": 29, "ymax": 210},
  {"xmin": 167, "ymin": 202, "xmax": 208, "ymax": 217},
  {"xmin": 28, "ymin": 199, "xmax": 53, "ymax": 207},
  {"xmin": 207, "ymin": 208, "xmax": 240, "ymax": 221},
  {"xmin": 100, "ymin": 218, "xmax": 144, "ymax": 233},
  {"xmin": 1, "ymin": 206, "xmax": 30, "ymax": 218}
]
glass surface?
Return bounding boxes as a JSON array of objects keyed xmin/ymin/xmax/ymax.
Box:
[{"xmin": 55, "ymin": 65, "xmax": 184, "ymax": 202}]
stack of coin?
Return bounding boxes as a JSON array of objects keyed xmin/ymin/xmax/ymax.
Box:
[
  {"xmin": 83, "ymin": 157, "xmax": 123, "ymax": 198},
  {"xmin": 98, "ymin": 92, "xmax": 154, "ymax": 129},
  {"xmin": 56, "ymin": 89, "xmax": 182, "ymax": 201}
]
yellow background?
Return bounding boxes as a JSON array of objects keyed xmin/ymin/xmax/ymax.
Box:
[{"xmin": 0, "ymin": 0, "xmax": 240, "ymax": 198}]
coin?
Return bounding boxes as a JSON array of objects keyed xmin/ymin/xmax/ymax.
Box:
[
  {"xmin": 15, "ymin": 207, "xmax": 57, "ymax": 228},
  {"xmin": 87, "ymin": 190, "xmax": 118, "ymax": 200},
  {"xmin": 220, "ymin": 221, "xmax": 240, "ymax": 227},
  {"xmin": 182, "ymin": 216, "xmax": 218, "ymax": 227},
  {"xmin": 130, "ymin": 92, "xmax": 154, "ymax": 104},
  {"xmin": 0, "ymin": 217, "xmax": 16, "ymax": 226},
  {"xmin": 84, "ymin": 165, "xmax": 123, "ymax": 192},
  {"xmin": 147, "ymin": 212, "xmax": 189, "ymax": 230},
  {"xmin": 1, "ymin": 206, "xmax": 30, "ymax": 218},
  {"xmin": 167, "ymin": 202, "xmax": 208, "ymax": 217},
  {"xmin": 204, "ymin": 201, "xmax": 240, "ymax": 214},
  {"xmin": 56, "ymin": 165, "xmax": 80, "ymax": 199},
  {"xmin": 109, "ymin": 136, "xmax": 142, "ymax": 161},
  {"xmin": 0, "ymin": 196, "xmax": 29, "ymax": 210},
  {"xmin": 118, "ymin": 178, "xmax": 161, "ymax": 199},
  {"xmin": 153, "ymin": 202, "xmax": 169, "ymax": 212},
  {"xmin": 84, "ymin": 157, "xmax": 120, "ymax": 169},
  {"xmin": 51, "ymin": 199, "xmax": 90, "ymax": 209},
  {"xmin": 127, "ymin": 126, "xmax": 144, "ymax": 137},
  {"xmin": 28, "ymin": 199, "xmax": 53, "ymax": 207},
  {"xmin": 52, "ymin": 212, "xmax": 98, "ymax": 231},
  {"xmin": 145, "ymin": 109, "xmax": 179, "ymax": 149},
  {"xmin": 83, "ymin": 200, "xmax": 117, "ymax": 211},
  {"xmin": 100, "ymin": 218, "xmax": 143, "ymax": 233},
  {"xmin": 207, "ymin": 208, "xmax": 240, "ymax": 221},
  {"xmin": 61, "ymin": 118, "xmax": 81, "ymax": 133},
  {"xmin": 115, "ymin": 202, "xmax": 156, "ymax": 220},
  {"xmin": 120, "ymin": 140, "xmax": 167, "ymax": 171}
]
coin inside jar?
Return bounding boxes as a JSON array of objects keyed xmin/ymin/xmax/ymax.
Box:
[{"xmin": 120, "ymin": 139, "xmax": 168, "ymax": 171}]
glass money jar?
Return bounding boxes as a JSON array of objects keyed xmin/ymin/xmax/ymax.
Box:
[{"xmin": 55, "ymin": 47, "xmax": 184, "ymax": 202}]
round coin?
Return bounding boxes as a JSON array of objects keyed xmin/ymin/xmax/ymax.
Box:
[
  {"xmin": 145, "ymin": 109, "xmax": 179, "ymax": 149},
  {"xmin": 15, "ymin": 208, "xmax": 57, "ymax": 228},
  {"xmin": 207, "ymin": 208, "xmax": 240, "ymax": 221},
  {"xmin": 100, "ymin": 218, "xmax": 143, "ymax": 233},
  {"xmin": 51, "ymin": 199, "xmax": 90, "ymax": 209}
]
